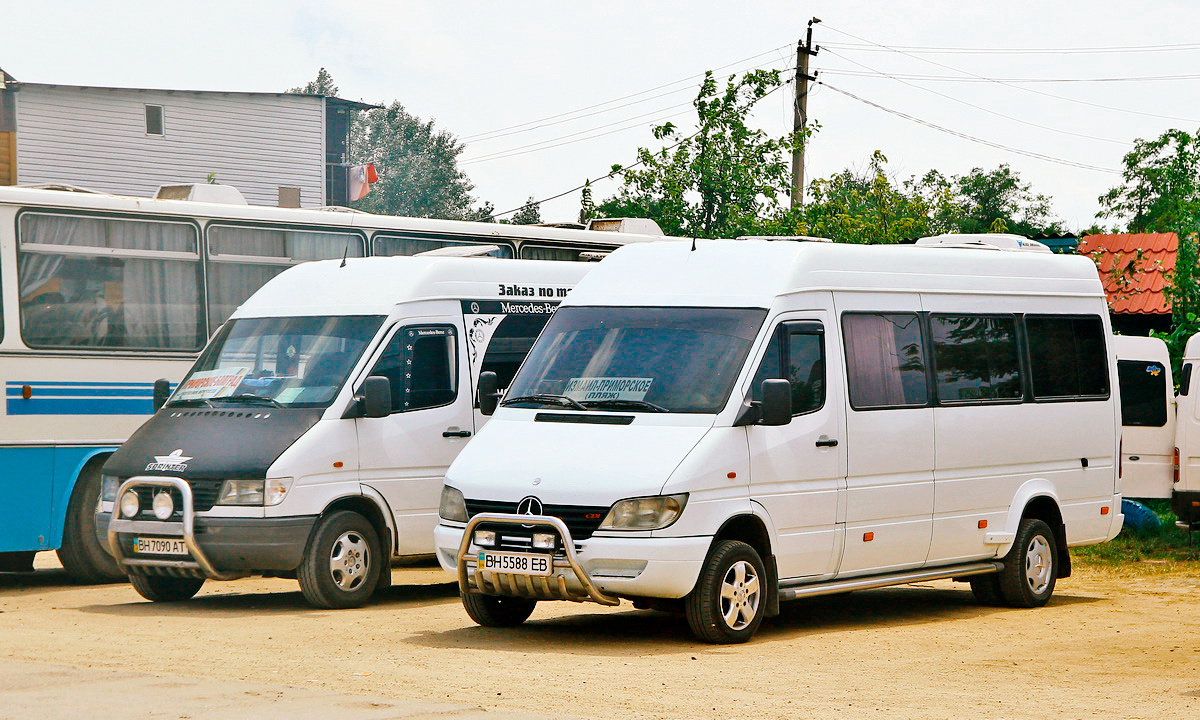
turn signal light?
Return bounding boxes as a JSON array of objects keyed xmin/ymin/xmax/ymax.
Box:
[
  {"xmin": 978, "ymin": 520, "xmax": 988, "ymax": 529},
  {"xmin": 1101, "ymin": 506, "xmax": 1110, "ymax": 515},
  {"xmin": 863, "ymin": 532, "xmax": 874, "ymax": 542}
]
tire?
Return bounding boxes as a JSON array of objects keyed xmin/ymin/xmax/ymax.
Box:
[
  {"xmin": 129, "ymin": 572, "xmax": 205, "ymax": 602},
  {"xmin": 296, "ymin": 511, "xmax": 382, "ymax": 609},
  {"xmin": 461, "ymin": 592, "xmax": 537, "ymax": 627},
  {"xmin": 1121, "ymin": 499, "xmax": 1162, "ymax": 535},
  {"xmin": 56, "ymin": 465, "xmax": 125, "ymax": 583},
  {"xmin": 997, "ymin": 518, "xmax": 1058, "ymax": 608},
  {"xmin": 685, "ymin": 540, "xmax": 767, "ymax": 644},
  {"xmin": 969, "ymin": 574, "xmax": 1005, "ymax": 606}
]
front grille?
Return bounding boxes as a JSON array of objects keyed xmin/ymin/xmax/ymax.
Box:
[
  {"xmin": 464, "ymin": 499, "xmax": 608, "ymax": 540},
  {"xmin": 126, "ymin": 478, "xmax": 225, "ymax": 514}
]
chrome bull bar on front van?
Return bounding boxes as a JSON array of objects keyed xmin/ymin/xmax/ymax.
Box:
[
  {"xmin": 106, "ymin": 476, "xmax": 244, "ymax": 581},
  {"xmin": 456, "ymin": 513, "xmax": 620, "ymax": 606}
]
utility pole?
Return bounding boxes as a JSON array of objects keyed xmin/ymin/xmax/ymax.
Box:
[{"xmin": 791, "ymin": 17, "xmax": 820, "ymax": 210}]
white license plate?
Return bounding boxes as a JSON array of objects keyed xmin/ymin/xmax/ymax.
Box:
[
  {"xmin": 132, "ymin": 537, "xmax": 188, "ymax": 555},
  {"xmin": 477, "ymin": 550, "xmax": 552, "ymax": 576}
]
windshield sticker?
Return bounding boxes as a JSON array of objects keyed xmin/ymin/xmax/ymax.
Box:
[
  {"xmin": 564, "ymin": 377, "xmax": 654, "ymax": 402},
  {"xmin": 174, "ymin": 367, "xmax": 249, "ymax": 401},
  {"xmin": 275, "ymin": 387, "xmax": 305, "ymax": 404}
]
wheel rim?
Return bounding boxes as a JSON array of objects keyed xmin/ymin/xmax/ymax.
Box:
[
  {"xmin": 328, "ymin": 531, "xmax": 370, "ymax": 592},
  {"xmin": 1024, "ymin": 534, "xmax": 1053, "ymax": 595},
  {"xmin": 719, "ymin": 560, "xmax": 761, "ymax": 630}
]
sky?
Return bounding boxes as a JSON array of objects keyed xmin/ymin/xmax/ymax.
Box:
[{"xmin": 5, "ymin": 1, "xmax": 1200, "ymax": 233}]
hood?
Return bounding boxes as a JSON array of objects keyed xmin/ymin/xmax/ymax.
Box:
[
  {"xmin": 445, "ymin": 411, "xmax": 712, "ymax": 506},
  {"xmin": 103, "ymin": 406, "xmax": 323, "ymax": 479}
]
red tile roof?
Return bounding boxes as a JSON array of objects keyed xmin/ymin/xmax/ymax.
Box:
[{"xmin": 1078, "ymin": 233, "xmax": 1177, "ymax": 314}]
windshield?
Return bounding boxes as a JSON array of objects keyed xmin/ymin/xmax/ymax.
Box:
[
  {"xmin": 505, "ymin": 306, "xmax": 767, "ymax": 414},
  {"xmin": 169, "ymin": 315, "xmax": 384, "ymax": 409}
]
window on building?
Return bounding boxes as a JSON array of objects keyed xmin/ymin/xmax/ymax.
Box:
[
  {"xmin": 930, "ymin": 315, "xmax": 1022, "ymax": 403},
  {"xmin": 843, "ymin": 312, "xmax": 928, "ymax": 409},
  {"xmin": 145, "ymin": 105, "xmax": 164, "ymax": 135},
  {"xmin": 18, "ymin": 212, "xmax": 203, "ymax": 350}
]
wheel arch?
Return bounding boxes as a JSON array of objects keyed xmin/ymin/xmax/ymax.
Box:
[
  {"xmin": 1020, "ymin": 494, "xmax": 1071, "ymax": 579},
  {"xmin": 52, "ymin": 449, "xmax": 115, "ymax": 546},
  {"xmin": 320, "ymin": 493, "xmax": 393, "ymax": 559},
  {"xmin": 712, "ymin": 509, "xmax": 778, "ymax": 616}
]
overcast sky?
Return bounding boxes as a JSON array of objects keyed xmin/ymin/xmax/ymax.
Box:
[{"xmin": 6, "ymin": 1, "xmax": 1200, "ymax": 232}]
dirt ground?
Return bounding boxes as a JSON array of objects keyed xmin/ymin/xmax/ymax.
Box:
[{"xmin": 2, "ymin": 553, "xmax": 1199, "ymax": 720}]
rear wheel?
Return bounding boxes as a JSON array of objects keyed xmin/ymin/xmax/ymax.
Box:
[
  {"xmin": 998, "ymin": 518, "xmax": 1058, "ymax": 608},
  {"xmin": 57, "ymin": 465, "xmax": 125, "ymax": 583},
  {"xmin": 461, "ymin": 592, "xmax": 537, "ymax": 627},
  {"xmin": 297, "ymin": 511, "xmax": 382, "ymax": 609},
  {"xmin": 129, "ymin": 572, "xmax": 205, "ymax": 602},
  {"xmin": 685, "ymin": 540, "xmax": 766, "ymax": 644}
]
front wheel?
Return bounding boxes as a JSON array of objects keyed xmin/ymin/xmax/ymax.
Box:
[
  {"xmin": 998, "ymin": 518, "xmax": 1058, "ymax": 608},
  {"xmin": 685, "ymin": 540, "xmax": 767, "ymax": 644},
  {"xmin": 296, "ymin": 511, "xmax": 382, "ymax": 609},
  {"xmin": 461, "ymin": 592, "xmax": 537, "ymax": 627},
  {"xmin": 129, "ymin": 572, "xmax": 205, "ymax": 602},
  {"xmin": 57, "ymin": 466, "xmax": 125, "ymax": 583}
]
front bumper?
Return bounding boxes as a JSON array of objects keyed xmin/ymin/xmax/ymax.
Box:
[
  {"xmin": 442, "ymin": 513, "xmax": 711, "ymax": 606},
  {"xmin": 102, "ymin": 476, "xmax": 315, "ymax": 579}
]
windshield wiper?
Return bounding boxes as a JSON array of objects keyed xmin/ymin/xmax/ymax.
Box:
[
  {"xmin": 582, "ymin": 399, "xmax": 670, "ymax": 413},
  {"xmin": 500, "ymin": 394, "xmax": 587, "ymax": 410},
  {"xmin": 217, "ymin": 394, "xmax": 283, "ymax": 408}
]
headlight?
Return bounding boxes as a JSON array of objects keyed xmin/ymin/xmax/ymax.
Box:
[
  {"xmin": 100, "ymin": 474, "xmax": 120, "ymax": 503},
  {"xmin": 264, "ymin": 477, "xmax": 294, "ymax": 506},
  {"xmin": 152, "ymin": 491, "xmax": 175, "ymax": 520},
  {"xmin": 599, "ymin": 494, "xmax": 688, "ymax": 530},
  {"xmin": 439, "ymin": 486, "xmax": 468, "ymax": 522},
  {"xmin": 119, "ymin": 490, "xmax": 140, "ymax": 518},
  {"xmin": 217, "ymin": 479, "xmax": 265, "ymax": 505}
]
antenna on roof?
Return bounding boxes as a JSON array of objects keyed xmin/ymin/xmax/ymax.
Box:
[
  {"xmin": 339, "ymin": 239, "xmax": 349, "ymax": 268},
  {"xmin": 691, "ymin": 236, "xmax": 697, "ymax": 252}
]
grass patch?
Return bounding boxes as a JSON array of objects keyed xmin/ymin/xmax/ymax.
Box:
[{"xmin": 1073, "ymin": 499, "xmax": 1200, "ymax": 571}]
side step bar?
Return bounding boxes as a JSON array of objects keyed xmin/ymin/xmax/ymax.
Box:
[{"xmin": 778, "ymin": 561, "xmax": 1003, "ymax": 602}]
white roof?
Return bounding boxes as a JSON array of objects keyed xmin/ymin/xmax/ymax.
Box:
[
  {"xmin": 233, "ymin": 256, "xmax": 591, "ymax": 318},
  {"xmin": 564, "ymin": 239, "xmax": 1106, "ymax": 308}
]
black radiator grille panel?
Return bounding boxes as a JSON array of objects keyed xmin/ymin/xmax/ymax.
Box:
[{"xmin": 464, "ymin": 499, "xmax": 608, "ymax": 540}]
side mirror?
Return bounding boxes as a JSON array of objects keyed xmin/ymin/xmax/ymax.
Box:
[
  {"xmin": 478, "ymin": 371, "xmax": 501, "ymax": 416},
  {"xmin": 153, "ymin": 378, "xmax": 172, "ymax": 411},
  {"xmin": 760, "ymin": 379, "xmax": 793, "ymax": 426},
  {"xmin": 357, "ymin": 376, "xmax": 392, "ymax": 418}
]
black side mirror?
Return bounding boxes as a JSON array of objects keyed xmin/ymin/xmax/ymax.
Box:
[
  {"xmin": 357, "ymin": 376, "xmax": 392, "ymax": 418},
  {"xmin": 478, "ymin": 371, "xmax": 501, "ymax": 416},
  {"xmin": 153, "ymin": 378, "xmax": 172, "ymax": 411},
  {"xmin": 760, "ymin": 379, "xmax": 793, "ymax": 426}
]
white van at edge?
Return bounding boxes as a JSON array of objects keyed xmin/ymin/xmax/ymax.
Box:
[
  {"xmin": 434, "ymin": 235, "xmax": 1125, "ymax": 643},
  {"xmin": 1110, "ymin": 335, "xmax": 1175, "ymax": 504},
  {"xmin": 99, "ymin": 255, "xmax": 589, "ymax": 607}
]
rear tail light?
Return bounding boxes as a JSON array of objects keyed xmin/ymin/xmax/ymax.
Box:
[{"xmin": 1174, "ymin": 447, "xmax": 1181, "ymax": 485}]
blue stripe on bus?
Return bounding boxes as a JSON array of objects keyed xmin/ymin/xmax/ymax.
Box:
[
  {"xmin": 7, "ymin": 397, "xmax": 155, "ymax": 415},
  {"xmin": 7, "ymin": 387, "xmax": 155, "ymax": 398}
]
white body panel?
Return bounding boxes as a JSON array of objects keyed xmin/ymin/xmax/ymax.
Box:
[{"xmin": 1112, "ymin": 335, "xmax": 1175, "ymax": 499}]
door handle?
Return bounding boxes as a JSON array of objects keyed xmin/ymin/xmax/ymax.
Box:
[
  {"xmin": 443, "ymin": 429, "xmax": 472, "ymax": 438},
  {"xmin": 815, "ymin": 437, "xmax": 838, "ymax": 448}
]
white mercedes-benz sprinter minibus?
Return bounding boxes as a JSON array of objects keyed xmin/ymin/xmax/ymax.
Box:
[
  {"xmin": 100, "ymin": 255, "xmax": 589, "ymax": 607},
  {"xmin": 435, "ymin": 236, "xmax": 1124, "ymax": 643}
]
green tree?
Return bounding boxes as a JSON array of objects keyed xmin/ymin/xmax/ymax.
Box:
[
  {"xmin": 502, "ymin": 198, "xmax": 541, "ymax": 225},
  {"xmin": 950, "ymin": 164, "xmax": 1060, "ymax": 236},
  {"xmin": 289, "ymin": 68, "xmax": 338, "ymax": 96},
  {"xmin": 596, "ymin": 70, "xmax": 802, "ymax": 238},
  {"xmin": 1099, "ymin": 128, "xmax": 1200, "ymax": 233}
]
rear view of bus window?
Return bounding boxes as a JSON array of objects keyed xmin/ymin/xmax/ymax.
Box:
[
  {"xmin": 843, "ymin": 312, "xmax": 928, "ymax": 409},
  {"xmin": 931, "ymin": 315, "xmax": 1021, "ymax": 403},
  {"xmin": 1117, "ymin": 359, "xmax": 1169, "ymax": 427}
]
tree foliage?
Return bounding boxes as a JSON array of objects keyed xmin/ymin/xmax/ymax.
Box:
[
  {"xmin": 1099, "ymin": 128, "xmax": 1200, "ymax": 233},
  {"xmin": 288, "ymin": 68, "xmax": 338, "ymax": 96},
  {"xmin": 950, "ymin": 164, "xmax": 1060, "ymax": 236},
  {"xmin": 502, "ymin": 198, "xmax": 542, "ymax": 225},
  {"xmin": 596, "ymin": 70, "xmax": 802, "ymax": 238}
]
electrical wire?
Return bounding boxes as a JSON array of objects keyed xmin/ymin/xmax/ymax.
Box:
[
  {"xmin": 821, "ymin": 69, "xmax": 1200, "ymax": 83},
  {"xmin": 822, "ymin": 41, "xmax": 1200, "ymax": 55}
]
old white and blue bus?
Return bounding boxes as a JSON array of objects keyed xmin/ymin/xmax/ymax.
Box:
[{"xmin": 0, "ymin": 183, "xmax": 662, "ymax": 581}]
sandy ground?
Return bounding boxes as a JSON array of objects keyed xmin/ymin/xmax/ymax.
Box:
[{"xmin": 2, "ymin": 553, "xmax": 1200, "ymax": 720}]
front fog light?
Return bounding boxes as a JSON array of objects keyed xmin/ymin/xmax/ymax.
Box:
[
  {"xmin": 152, "ymin": 491, "xmax": 174, "ymax": 520},
  {"xmin": 473, "ymin": 529, "xmax": 496, "ymax": 547},
  {"xmin": 217, "ymin": 479, "xmax": 265, "ymax": 505},
  {"xmin": 439, "ymin": 486, "xmax": 468, "ymax": 522},
  {"xmin": 599, "ymin": 493, "xmax": 688, "ymax": 530},
  {"xmin": 120, "ymin": 490, "xmax": 140, "ymax": 518},
  {"xmin": 532, "ymin": 532, "xmax": 556, "ymax": 550}
]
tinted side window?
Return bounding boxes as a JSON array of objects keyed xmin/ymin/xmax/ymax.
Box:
[
  {"xmin": 931, "ymin": 315, "xmax": 1021, "ymax": 402},
  {"xmin": 1026, "ymin": 316, "xmax": 1109, "ymax": 399},
  {"xmin": 368, "ymin": 326, "xmax": 458, "ymax": 413},
  {"xmin": 749, "ymin": 324, "xmax": 825, "ymax": 415},
  {"xmin": 479, "ymin": 314, "xmax": 553, "ymax": 390},
  {"xmin": 843, "ymin": 312, "xmax": 928, "ymax": 409},
  {"xmin": 1118, "ymin": 359, "xmax": 1168, "ymax": 427}
]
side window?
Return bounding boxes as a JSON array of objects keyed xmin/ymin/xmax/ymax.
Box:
[
  {"xmin": 373, "ymin": 234, "xmax": 513, "ymax": 258},
  {"xmin": 1026, "ymin": 315, "xmax": 1109, "ymax": 399},
  {"xmin": 930, "ymin": 314, "xmax": 1022, "ymax": 403},
  {"xmin": 843, "ymin": 312, "xmax": 928, "ymax": 409},
  {"xmin": 367, "ymin": 325, "xmax": 458, "ymax": 413},
  {"xmin": 479, "ymin": 314, "xmax": 555, "ymax": 390},
  {"xmin": 748, "ymin": 323, "xmax": 825, "ymax": 415},
  {"xmin": 1117, "ymin": 359, "xmax": 1169, "ymax": 427}
]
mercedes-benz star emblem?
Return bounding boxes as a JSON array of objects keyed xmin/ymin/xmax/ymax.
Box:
[{"xmin": 516, "ymin": 496, "xmax": 543, "ymax": 517}]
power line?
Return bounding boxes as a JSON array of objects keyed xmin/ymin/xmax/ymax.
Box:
[
  {"xmin": 820, "ymin": 47, "xmax": 1129, "ymax": 146},
  {"xmin": 820, "ymin": 23, "xmax": 1200, "ymax": 124},
  {"xmin": 822, "ymin": 41, "xmax": 1200, "ymax": 55},
  {"xmin": 821, "ymin": 69, "xmax": 1200, "ymax": 83},
  {"xmin": 817, "ymin": 80, "xmax": 1118, "ymax": 173}
]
